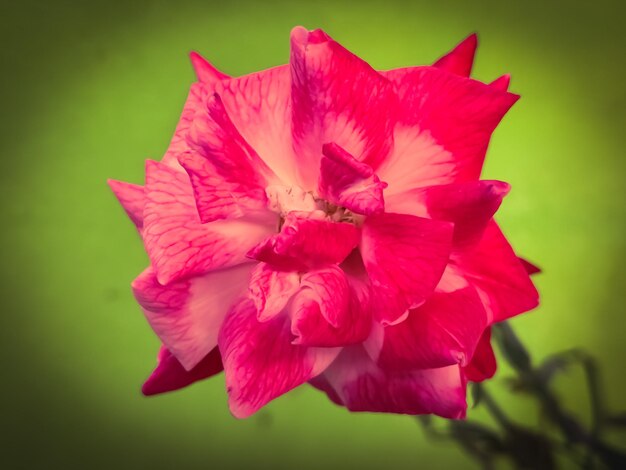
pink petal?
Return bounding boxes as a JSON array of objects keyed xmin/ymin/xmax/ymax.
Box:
[
  {"xmin": 132, "ymin": 263, "xmax": 252, "ymax": 370},
  {"xmin": 313, "ymin": 346, "xmax": 467, "ymax": 418},
  {"xmin": 189, "ymin": 51, "xmax": 230, "ymax": 84},
  {"xmin": 291, "ymin": 266, "xmax": 371, "ymax": 347},
  {"xmin": 180, "ymin": 93, "xmax": 274, "ymax": 223},
  {"xmin": 247, "ymin": 211, "xmax": 360, "ymax": 270},
  {"xmin": 452, "ymin": 221, "xmax": 539, "ymax": 322},
  {"xmin": 160, "ymin": 83, "xmax": 207, "ymax": 168},
  {"xmin": 433, "ymin": 33, "xmax": 477, "ymax": 77},
  {"xmin": 215, "ymin": 65, "xmax": 298, "ymax": 185},
  {"xmin": 361, "ymin": 213, "xmax": 453, "ymax": 324},
  {"xmin": 248, "ymin": 262, "xmax": 300, "ymax": 321},
  {"xmin": 379, "ymin": 67, "xmax": 519, "ymax": 194},
  {"xmin": 142, "ymin": 345, "xmax": 223, "ymax": 396},
  {"xmin": 385, "ymin": 180, "xmax": 510, "ymax": 248},
  {"xmin": 160, "ymin": 55, "xmax": 229, "ymax": 167},
  {"xmin": 290, "ymin": 26, "xmax": 395, "ymax": 188},
  {"xmin": 377, "ymin": 279, "xmax": 488, "ymax": 370},
  {"xmin": 518, "ymin": 256, "xmax": 541, "ymax": 275},
  {"xmin": 490, "ymin": 74, "xmax": 511, "ymax": 91},
  {"xmin": 318, "ymin": 142, "xmax": 387, "ymax": 215},
  {"xmin": 107, "ymin": 179, "xmax": 145, "ymax": 229},
  {"xmin": 219, "ymin": 299, "xmax": 340, "ymax": 418},
  {"xmin": 463, "ymin": 328, "xmax": 496, "ymax": 382},
  {"xmin": 142, "ymin": 160, "xmax": 275, "ymax": 284}
]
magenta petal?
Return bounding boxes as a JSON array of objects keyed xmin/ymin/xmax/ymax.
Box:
[
  {"xmin": 386, "ymin": 180, "xmax": 511, "ymax": 248},
  {"xmin": 290, "ymin": 26, "xmax": 395, "ymax": 188},
  {"xmin": 132, "ymin": 263, "xmax": 252, "ymax": 370},
  {"xmin": 219, "ymin": 299, "xmax": 340, "ymax": 418},
  {"xmin": 463, "ymin": 328, "xmax": 496, "ymax": 383},
  {"xmin": 378, "ymin": 283, "xmax": 488, "ymax": 370},
  {"xmin": 248, "ymin": 212, "xmax": 360, "ymax": 270},
  {"xmin": 315, "ymin": 346, "xmax": 467, "ymax": 418},
  {"xmin": 379, "ymin": 67, "xmax": 519, "ymax": 193},
  {"xmin": 215, "ymin": 66, "xmax": 298, "ymax": 185},
  {"xmin": 518, "ymin": 256, "xmax": 541, "ymax": 275},
  {"xmin": 318, "ymin": 142, "xmax": 387, "ymax": 215},
  {"xmin": 453, "ymin": 221, "xmax": 539, "ymax": 321},
  {"xmin": 433, "ymin": 34, "xmax": 477, "ymax": 77},
  {"xmin": 490, "ymin": 74, "xmax": 511, "ymax": 91},
  {"xmin": 108, "ymin": 179, "xmax": 145, "ymax": 229},
  {"xmin": 142, "ymin": 160, "xmax": 275, "ymax": 284},
  {"xmin": 361, "ymin": 213, "xmax": 453, "ymax": 324},
  {"xmin": 180, "ymin": 93, "xmax": 273, "ymax": 223},
  {"xmin": 142, "ymin": 345, "xmax": 223, "ymax": 396},
  {"xmin": 291, "ymin": 266, "xmax": 371, "ymax": 347},
  {"xmin": 189, "ymin": 51, "xmax": 230, "ymax": 84},
  {"xmin": 160, "ymin": 83, "xmax": 208, "ymax": 168},
  {"xmin": 248, "ymin": 262, "xmax": 300, "ymax": 321}
]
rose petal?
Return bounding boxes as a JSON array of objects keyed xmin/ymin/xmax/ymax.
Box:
[
  {"xmin": 462, "ymin": 328, "xmax": 496, "ymax": 382},
  {"xmin": 313, "ymin": 346, "xmax": 467, "ymax": 418},
  {"xmin": 379, "ymin": 67, "xmax": 519, "ymax": 193},
  {"xmin": 219, "ymin": 298, "xmax": 340, "ymax": 418},
  {"xmin": 433, "ymin": 33, "xmax": 477, "ymax": 77},
  {"xmin": 180, "ymin": 93, "xmax": 274, "ymax": 223},
  {"xmin": 189, "ymin": 51, "xmax": 230, "ymax": 84},
  {"xmin": 132, "ymin": 263, "xmax": 252, "ymax": 370},
  {"xmin": 142, "ymin": 160, "xmax": 275, "ymax": 284},
  {"xmin": 318, "ymin": 142, "xmax": 387, "ymax": 215},
  {"xmin": 361, "ymin": 213, "xmax": 453, "ymax": 324},
  {"xmin": 291, "ymin": 266, "xmax": 371, "ymax": 347},
  {"xmin": 108, "ymin": 179, "xmax": 145, "ymax": 229},
  {"xmin": 142, "ymin": 345, "xmax": 223, "ymax": 396},
  {"xmin": 215, "ymin": 65, "xmax": 298, "ymax": 185},
  {"xmin": 247, "ymin": 211, "xmax": 360, "ymax": 270},
  {"xmin": 385, "ymin": 180, "xmax": 510, "ymax": 248},
  {"xmin": 453, "ymin": 221, "xmax": 539, "ymax": 321},
  {"xmin": 290, "ymin": 26, "xmax": 395, "ymax": 188},
  {"xmin": 490, "ymin": 74, "xmax": 511, "ymax": 91},
  {"xmin": 378, "ymin": 276, "xmax": 488, "ymax": 370},
  {"xmin": 518, "ymin": 256, "xmax": 541, "ymax": 275},
  {"xmin": 248, "ymin": 262, "xmax": 300, "ymax": 322}
]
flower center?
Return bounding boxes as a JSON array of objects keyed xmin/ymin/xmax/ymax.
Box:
[{"xmin": 265, "ymin": 185, "xmax": 361, "ymax": 226}]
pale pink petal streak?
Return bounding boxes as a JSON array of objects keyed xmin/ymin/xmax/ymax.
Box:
[
  {"xmin": 215, "ymin": 66, "xmax": 298, "ymax": 185},
  {"xmin": 132, "ymin": 264, "xmax": 252, "ymax": 370},
  {"xmin": 379, "ymin": 67, "xmax": 519, "ymax": 194},
  {"xmin": 290, "ymin": 26, "xmax": 396, "ymax": 189}
]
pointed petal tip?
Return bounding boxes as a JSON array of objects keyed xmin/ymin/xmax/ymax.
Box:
[
  {"xmin": 189, "ymin": 50, "xmax": 229, "ymax": 83},
  {"xmin": 487, "ymin": 180, "xmax": 512, "ymax": 197},
  {"xmin": 490, "ymin": 74, "xmax": 511, "ymax": 91},
  {"xmin": 290, "ymin": 26, "xmax": 330, "ymax": 48}
]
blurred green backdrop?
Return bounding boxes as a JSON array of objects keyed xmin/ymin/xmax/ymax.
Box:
[{"xmin": 1, "ymin": 0, "xmax": 624, "ymax": 468}]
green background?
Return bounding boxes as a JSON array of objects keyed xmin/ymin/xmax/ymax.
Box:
[{"xmin": 1, "ymin": 0, "xmax": 624, "ymax": 468}]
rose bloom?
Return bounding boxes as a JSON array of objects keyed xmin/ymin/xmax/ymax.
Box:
[{"xmin": 109, "ymin": 27, "xmax": 539, "ymax": 419}]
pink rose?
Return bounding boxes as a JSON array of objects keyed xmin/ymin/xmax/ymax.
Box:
[{"xmin": 109, "ymin": 27, "xmax": 539, "ymax": 419}]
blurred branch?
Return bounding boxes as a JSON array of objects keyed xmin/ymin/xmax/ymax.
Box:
[{"xmin": 417, "ymin": 322, "xmax": 626, "ymax": 469}]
